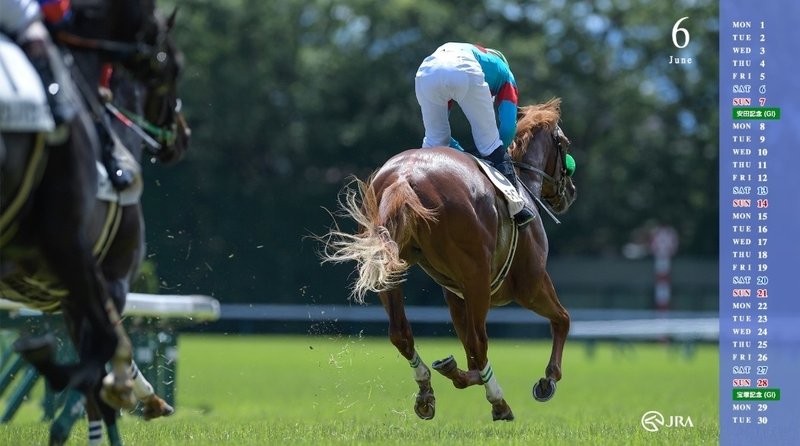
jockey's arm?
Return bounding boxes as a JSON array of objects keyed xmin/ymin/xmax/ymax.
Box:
[{"xmin": 495, "ymin": 81, "xmax": 519, "ymax": 150}]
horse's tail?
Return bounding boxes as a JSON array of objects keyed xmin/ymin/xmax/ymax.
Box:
[{"xmin": 321, "ymin": 176, "xmax": 437, "ymax": 303}]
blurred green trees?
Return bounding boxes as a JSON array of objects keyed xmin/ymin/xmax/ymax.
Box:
[{"xmin": 143, "ymin": 0, "xmax": 718, "ymax": 303}]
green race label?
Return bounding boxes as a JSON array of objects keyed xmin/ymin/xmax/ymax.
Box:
[
  {"xmin": 732, "ymin": 107, "xmax": 781, "ymax": 119},
  {"xmin": 732, "ymin": 389, "xmax": 781, "ymax": 401}
]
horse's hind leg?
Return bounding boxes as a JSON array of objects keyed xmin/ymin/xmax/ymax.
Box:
[
  {"xmin": 516, "ymin": 272, "xmax": 569, "ymax": 402},
  {"xmin": 378, "ymin": 287, "xmax": 435, "ymax": 420},
  {"xmin": 440, "ymin": 288, "xmax": 513, "ymax": 421},
  {"xmin": 29, "ymin": 130, "xmax": 133, "ymax": 402}
]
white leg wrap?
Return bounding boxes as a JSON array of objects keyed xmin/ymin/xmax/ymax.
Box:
[
  {"xmin": 481, "ymin": 362, "xmax": 504, "ymax": 403},
  {"xmin": 88, "ymin": 420, "xmax": 103, "ymax": 446},
  {"xmin": 130, "ymin": 361, "xmax": 155, "ymax": 400},
  {"xmin": 408, "ymin": 351, "xmax": 431, "ymax": 382}
]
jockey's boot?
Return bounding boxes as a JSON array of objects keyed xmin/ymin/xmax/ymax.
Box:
[
  {"xmin": 97, "ymin": 118, "xmax": 134, "ymax": 190},
  {"xmin": 20, "ymin": 38, "xmax": 76, "ymax": 127},
  {"xmin": 485, "ymin": 146, "xmax": 536, "ymax": 229}
]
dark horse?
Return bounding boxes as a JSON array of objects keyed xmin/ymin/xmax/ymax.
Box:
[
  {"xmin": 322, "ymin": 98, "xmax": 576, "ymax": 420},
  {"xmin": 1, "ymin": 1, "xmax": 187, "ymax": 444},
  {"xmin": 44, "ymin": 6, "xmax": 189, "ymax": 444}
]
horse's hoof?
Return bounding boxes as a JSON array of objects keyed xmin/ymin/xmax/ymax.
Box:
[
  {"xmin": 431, "ymin": 355, "xmax": 456, "ymax": 375},
  {"xmin": 532, "ymin": 377, "xmax": 557, "ymax": 402},
  {"xmin": 100, "ymin": 374, "xmax": 136, "ymax": 410},
  {"xmin": 491, "ymin": 402, "xmax": 515, "ymax": 421},
  {"xmin": 50, "ymin": 389, "xmax": 84, "ymax": 445},
  {"xmin": 13, "ymin": 334, "xmax": 56, "ymax": 365},
  {"xmin": 143, "ymin": 394, "xmax": 175, "ymax": 420},
  {"xmin": 49, "ymin": 422, "xmax": 69, "ymax": 446},
  {"xmin": 414, "ymin": 396, "xmax": 436, "ymax": 420}
]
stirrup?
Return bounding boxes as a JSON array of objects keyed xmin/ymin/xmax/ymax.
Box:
[
  {"xmin": 513, "ymin": 206, "xmax": 535, "ymax": 228},
  {"xmin": 105, "ymin": 161, "xmax": 134, "ymax": 190}
]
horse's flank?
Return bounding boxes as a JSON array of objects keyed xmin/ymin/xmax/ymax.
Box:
[{"xmin": 321, "ymin": 175, "xmax": 437, "ymax": 303}]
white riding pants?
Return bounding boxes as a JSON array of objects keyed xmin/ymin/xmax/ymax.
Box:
[{"xmin": 415, "ymin": 44, "xmax": 502, "ymax": 157}]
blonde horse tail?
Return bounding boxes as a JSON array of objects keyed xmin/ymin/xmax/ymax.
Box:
[{"xmin": 320, "ymin": 176, "xmax": 437, "ymax": 303}]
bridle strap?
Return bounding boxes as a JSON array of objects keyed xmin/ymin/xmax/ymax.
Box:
[
  {"xmin": 55, "ymin": 31, "xmax": 153, "ymax": 59},
  {"xmin": 513, "ymin": 161, "xmax": 556, "ymax": 184},
  {"xmin": 511, "ymin": 129, "xmax": 568, "ymax": 224}
]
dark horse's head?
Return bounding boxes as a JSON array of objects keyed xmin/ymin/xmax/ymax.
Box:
[
  {"xmin": 67, "ymin": 0, "xmax": 190, "ymax": 164},
  {"xmin": 127, "ymin": 7, "xmax": 190, "ymax": 164},
  {"xmin": 509, "ymin": 98, "xmax": 577, "ymax": 214}
]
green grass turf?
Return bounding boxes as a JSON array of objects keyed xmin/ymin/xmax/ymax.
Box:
[{"xmin": 1, "ymin": 334, "xmax": 718, "ymax": 445}]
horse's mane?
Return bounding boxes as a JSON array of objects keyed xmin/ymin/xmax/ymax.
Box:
[{"xmin": 509, "ymin": 98, "xmax": 562, "ymax": 161}]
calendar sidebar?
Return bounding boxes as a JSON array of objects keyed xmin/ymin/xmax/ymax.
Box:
[{"xmin": 719, "ymin": 1, "xmax": 800, "ymax": 445}]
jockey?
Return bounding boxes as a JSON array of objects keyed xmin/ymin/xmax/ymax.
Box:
[
  {"xmin": 415, "ymin": 42, "xmax": 535, "ymax": 228},
  {"xmin": 1, "ymin": 0, "xmax": 76, "ymax": 126},
  {"xmin": 0, "ymin": 0, "xmax": 134, "ymax": 189}
]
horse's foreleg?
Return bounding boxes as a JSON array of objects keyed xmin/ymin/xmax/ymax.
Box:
[
  {"xmin": 94, "ymin": 392, "xmax": 123, "ymax": 446},
  {"xmin": 378, "ymin": 287, "xmax": 435, "ymax": 420},
  {"xmin": 99, "ymin": 299, "xmax": 135, "ymax": 410},
  {"xmin": 48, "ymin": 389, "xmax": 85, "ymax": 446},
  {"xmin": 518, "ymin": 273, "xmax": 570, "ymax": 402},
  {"xmin": 531, "ymin": 304, "xmax": 569, "ymax": 402},
  {"xmin": 82, "ymin": 392, "xmax": 109, "ymax": 446},
  {"xmin": 129, "ymin": 360, "xmax": 175, "ymax": 420},
  {"xmin": 105, "ymin": 275, "xmax": 173, "ymax": 419}
]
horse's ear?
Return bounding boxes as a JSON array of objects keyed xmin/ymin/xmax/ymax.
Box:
[{"xmin": 167, "ymin": 7, "xmax": 178, "ymax": 31}]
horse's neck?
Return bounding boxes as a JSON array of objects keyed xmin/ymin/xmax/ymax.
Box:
[
  {"xmin": 71, "ymin": 0, "xmax": 143, "ymax": 42},
  {"xmin": 517, "ymin": 136, "xmax": 548, "ymax": 200},
  {"xmin": 69, "ymin": 51, "xmax": 102, "ymax": 91}
]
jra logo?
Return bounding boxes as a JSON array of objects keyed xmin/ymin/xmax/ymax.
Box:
[{"xmin": 641, "ymin": 410, "xmax": 695, "ymax": 432}]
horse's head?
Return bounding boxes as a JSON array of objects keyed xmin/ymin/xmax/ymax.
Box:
[
  {"xmin": 65, "ymin": 1, "xmax": 190, "ymax": 164},
  {"xmin": 509, "ymin": 98, "xmax": 577, "ymax": 215},
  {"xmin": 126, "ymin": 7, "xmax": 190, "ymax": 164}
]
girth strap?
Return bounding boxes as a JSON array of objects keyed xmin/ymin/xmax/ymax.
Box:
[
  {"xmin": 0, "ymin": 134, "xmax": 47, "ymax": 248},
  {"xmin": 489, "ymin": 220, "xmax": 519, "ymax": 295}
]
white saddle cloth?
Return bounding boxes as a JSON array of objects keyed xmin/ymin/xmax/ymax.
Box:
[
  {"xmin": 0, "ymin": 34, "xmax": 55, "ymax": 132},
  {"xmin": 474, "ymin": 156, "xmax": 525, "ymax": 217}
]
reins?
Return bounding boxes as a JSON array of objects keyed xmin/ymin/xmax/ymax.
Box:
[
  {"xmin": 514, "ymin": 173, "xmax": 562, "ymax": 225},
  {"xmin": 104, "ymin": 102, "xmax": 164, "ymax": 152}
]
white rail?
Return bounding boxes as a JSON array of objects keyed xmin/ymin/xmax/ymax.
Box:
[{"xmin": 0, "ymin": 294, "xmax": 220, "ymax": 321}]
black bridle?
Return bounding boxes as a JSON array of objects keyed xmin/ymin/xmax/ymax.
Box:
[
  {"xmin": 512, "ymin": 126, "xmax": 570, "ymax": 223},
  {"xmin": 54, "ymin": 4, "xmax": 184, "ymax": 155}
]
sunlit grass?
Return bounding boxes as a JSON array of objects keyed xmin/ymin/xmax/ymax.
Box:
[{"xmin": 1, "ymin": 335, "xmax": 718, "ymax": 445}]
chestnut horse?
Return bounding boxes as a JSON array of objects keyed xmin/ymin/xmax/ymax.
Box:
[{"xmin": 322, "ymin": 98, "xmax": 576, "ymax": 420}]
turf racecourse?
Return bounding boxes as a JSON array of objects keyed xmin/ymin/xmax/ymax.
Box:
[{"xmin": 1, "ymin": 334, "xmax": 718, "ymax": 445}]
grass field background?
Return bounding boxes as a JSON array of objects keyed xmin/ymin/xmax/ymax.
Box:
[{"xmin": 1, "ymin": 334, "xmax": 718, "ymax": 445}]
